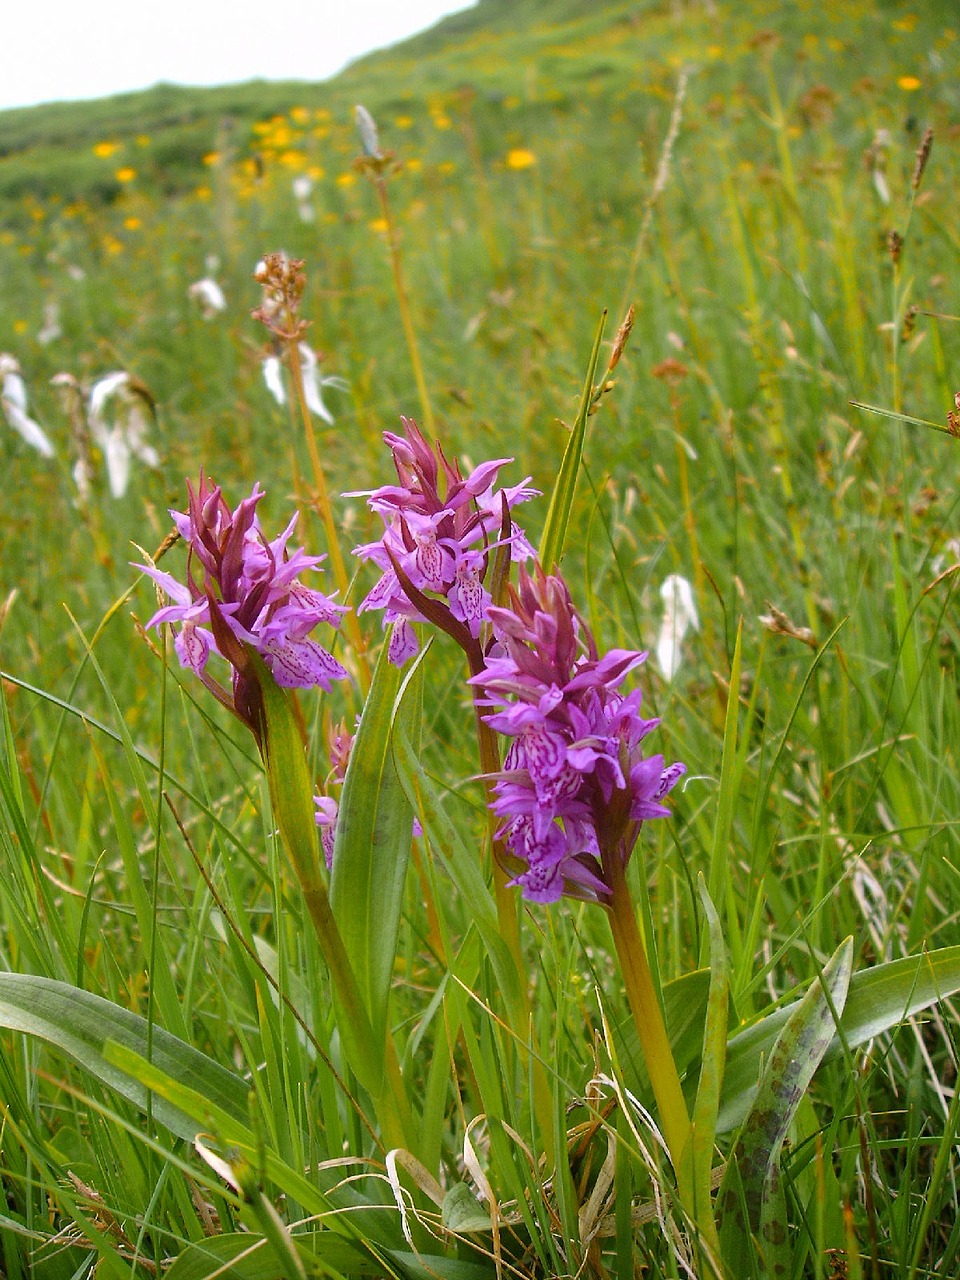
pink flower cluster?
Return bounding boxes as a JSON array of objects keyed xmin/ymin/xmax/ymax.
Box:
[
  {"xmin": 139, "ymin": 475, "xmax": 348, "ymax": 731},
  {"xmin": 471, "ymin": 566, "xmax": 685, "ymax": 903},
  {"xmin": 349, "ymin": 416, "xmax": 537, "ymax": 664}
]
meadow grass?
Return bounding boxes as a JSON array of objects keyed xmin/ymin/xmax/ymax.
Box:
[{"xmin": 0, "ymin": 1, "xmax": 958, "ymax": 1276}]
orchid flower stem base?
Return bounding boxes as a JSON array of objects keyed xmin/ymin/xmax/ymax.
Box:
[
  {"xmin": 603, "ymin": 851, "xmax": 691, "ymax": 1191},
  {"xmin": 301, "ymin": 885, "xmax": 412, "ymax": 1153}
]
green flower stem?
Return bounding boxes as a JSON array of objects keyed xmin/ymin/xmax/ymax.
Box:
[
  {"xmin": 300, "ymin": 884, "xmax": 412, "ymax": 1153},
  {"xmin": 602, "ymin": 840, "xmax": 691, "ymax": 1181},
  {"xmin": 254, "ymin": 650, "xmax": 413, "ymax": 1151}
]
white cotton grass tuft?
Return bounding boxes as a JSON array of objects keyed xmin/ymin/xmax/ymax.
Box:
[
  {"xmin": 867, "ymin": 128, "xmax": 892, "ymax": 206},
  {"xmin": 187, "ymin": 278, "xmax": 227, "ymax": 319},
  {"xmin": 655, "ymin": 573, "xmax": 699, "ymax": 681},
  {"xmin": 37, "ymin": 300, "xmax": 63, "ymax": 346},
  {"xmin": 87, "ymin": 372, "xmax": 160, "ymax": 498},
  {"xmin": 0, "ymin": 353, "xmax": 55, "ymax": 458},
  {"xmin": 292, "ymin": 174, "xmax": 315, "ymax": 223},
  {"xmin": 354, "ymin": 104, "xmax": 383, "ymax": 160},
  {"xmin": 262, "ymin": 344, "xmax": 349, "ymax": 426}
]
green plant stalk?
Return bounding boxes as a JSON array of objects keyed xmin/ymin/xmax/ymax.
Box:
[
  {"xmin": 602, "ymin": 837, "xmax": 691, "ymax": 1193},
  {"xmin": 252, "ymin": 650, "xmax": 412, "ymax": 1151},
  {"xmin": 764, "ymin": 63, "xmax": 807, "ymax": 274},
  {"xmin": 890, "ymin": 176, "xmax": 922, "ymax": 417},
  {"xmin": 285, "ymin": 337, "xmax": 371, "ymax": 691},
  {"xmin": 373, "ymin": 174, "xmax": 435, "ymax": 438},
  {"xmin": 298, "ymin": 881, "xmax": 413, "ymax": 1153}
]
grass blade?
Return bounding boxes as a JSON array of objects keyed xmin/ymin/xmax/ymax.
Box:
[
  {"xmin": 538, "ymin": 311, "xmax": 606, "ymax": 572},
  {"xmin": 719, "ymin": 938, "xmax": 853, "ymax": 1273}
]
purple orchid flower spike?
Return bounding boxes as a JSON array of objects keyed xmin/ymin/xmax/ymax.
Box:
[
  {"xmin": 138, "ymin": 473, "xmax": 349, "ymax": 744},
  {"xmin": 470, "ymin": 563, "xmax": 685, "ymax": 905},
  {"xmin": 348, "ymin": 416, "xmax": 538, "ymax": 664}
]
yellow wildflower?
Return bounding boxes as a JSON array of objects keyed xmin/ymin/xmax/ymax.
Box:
[
  {"xmin": 897, "ymin": 75, "xmax": 922, "ymax": 91},
  {"xmin": 93, "ymin": 141, "xmax": 120, "ymax": 158},
  {"xmin": 124, "ymin": 216, "xmax": 141, "ymax": 230},
  {"xmin": 115, "ymin": 167, "xmax": 136, "ymax": 183},
  {"xmin": 394, "ymin": 115, "xmax": 414, "ymax": 129},
  {"xmin": 335, "ymin": 172, "xmax": 356, "ymax": 187},
  {"xmin": 290, "ymin": 106, "xmax": 310, "ymax": 124},
  {"xmin": 506, "ymin": 148, "xmax": 536, "ymax": 171}
]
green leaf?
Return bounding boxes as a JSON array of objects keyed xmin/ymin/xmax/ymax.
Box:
[
  {"xmin": 538, "ymin": 311, "xmax": 606, "ymax": 572},
  {"xmin": 331, "ymin": 635, "xmax": 420, "ymax": 1049},
  {"xmin": 0, "ymin": 973, "xmax": 248, "ymax": 1142},
  {"xmin": 687, "ymin": 879, "xmax": 728, "ymax": 1253},
  {"xmin": 0, "ymin": 973, "xmax": 394, "ymax": 1252},
  {"xmin": 718, "ymin": 944, "xmax": 960, "ymax": 1134},
  {"xmin": 165, "ymin": 1231, "xmax": 418, "ymax": 1280},
  {"xmin": 442, "ymin": 1183, "xmax": 491, "ymax": 1233},
  {"xmin": 254, "ymin": 652, "xmax": 324, "ymax": 894},
  {"xmin": 719, "ymin": 938, "xmax": 853, "ymax": 1275},
  {"xmin": 251, "ymin": 651, "xmax": 380, "ymax": 1098},
  {"xmin": 166, "ymin": 1232, "xmax": 372, "ymax": 1280},
  {"xmin": 391, "ymin": 721, "xmax": 523, "ymax": 1023}
]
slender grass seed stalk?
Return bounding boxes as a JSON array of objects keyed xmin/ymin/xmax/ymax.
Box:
[{"xmin": 354, "ymin": 104, "xmax": 436, "ymax": 437}]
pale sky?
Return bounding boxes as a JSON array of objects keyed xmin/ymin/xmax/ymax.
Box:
[{"xmin": 0, "ymin": 1, "xmax": 476, "ymax": 113}]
